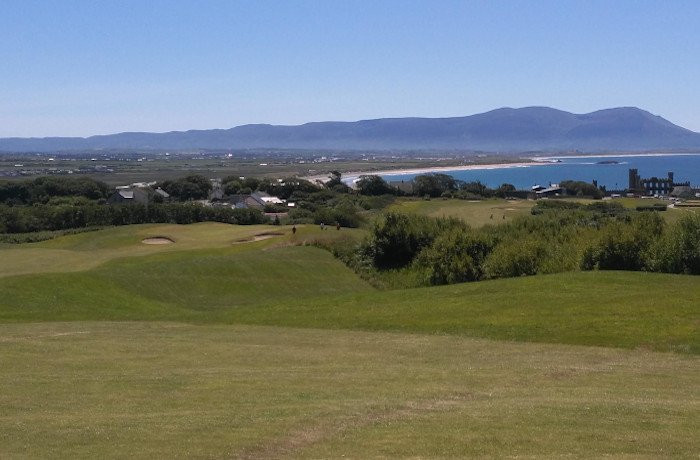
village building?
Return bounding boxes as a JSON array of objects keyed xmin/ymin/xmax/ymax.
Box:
[
  {"xmin": 107, "ymin": 188, "xmax": 150, "ymax": 205},
  {"xmin": 217, "ymin": 191, "xmax": 285, "ymax": 210},
  {"xmin": 154, "ymin": 187, "xmax": 171, "ymax": 201},
  {"xmin": 528, "ymin": 184, "xmax": 563, "ymax": 199}
]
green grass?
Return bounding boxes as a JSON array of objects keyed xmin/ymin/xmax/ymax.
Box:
[
  {"xmin": 0, "ymin": 222, "xmax": 364, "ymax": 278},
  {"xmin": 1, "ymin": 224, "xmax": 698, "ymax": 457},
  {"xmin": 227, "ymin": 270, "xmax": 700, "ymax": 353},
  {"xmin": 0, "ymin": 245, "xmax": 373, "ymax": 322},
  {"xmin": 388, "ymin": 198, "xmax": 534, "ymax": 226},
  {"xmin": 0, "ymin": 322, "xmax": 697, "ymax": 458},
  {"xmin": 0, "ymin": 231, "xmax": 697, "ymax": 352}
]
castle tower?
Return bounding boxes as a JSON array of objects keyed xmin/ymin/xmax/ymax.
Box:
[{"xmin": 628, "ymin": 169, "xmax": 640, "ymax": 191}]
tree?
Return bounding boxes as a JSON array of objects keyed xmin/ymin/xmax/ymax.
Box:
[
  {"xmin": 160, "ymin": 175, "xmax": 212, "ymax": 201},
  {"xmin": 560, "ymin": 180, "xmax": 603, "ymax": 199},
  {"xmin": 325, "ymin": 171, "xmax": 351, "ymax": 193},
  {"xmin": 495, "ymin": 183, "xmax": 516, "ymax": 198},
  {"xmin": 223, "ymin": 180, "xmax": 243, "ymax": 196},
  {"xmin": 413, "ymin": 173, "xmax": 458, "ymax": 197},
  {"xmin": 356, "ymin": 175, "xmax": 392, "ymax": 196}
]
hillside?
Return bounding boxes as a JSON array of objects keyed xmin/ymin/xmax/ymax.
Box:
[{"xmin": 2, "ymin": 106, "xmax": 700, "ymax": 152}]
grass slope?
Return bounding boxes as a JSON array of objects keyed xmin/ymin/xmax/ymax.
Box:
[
  {"xmin": 1, "ymin": 322, "xmax": 697, "ymax": 458},
  {"xmin": 0, "ymin": 236, "xmax": 697, "ymax": 352},
  {"xmin": 229, "ymin": 270, "xmax": 700, "ymax": 353},
  {"xmin": 0, "ymin": 245, "xmax": 373, "ymax": 322}
]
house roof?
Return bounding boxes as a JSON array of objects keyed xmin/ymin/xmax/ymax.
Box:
[
  {"xmin": 536, "ymin": 186, "xmax": 562, "ymax": 194},
  {"xmin": 154, "ymin": 188, "xmax": 170, "ymax": 198}
]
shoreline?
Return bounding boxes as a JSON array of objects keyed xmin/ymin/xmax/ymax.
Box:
[
  {"xmin": 533, "ymin": 152, "xmax": 700, "ymax": 160},
  {"xmin": 304, "ymin": 161, "xmax": 551, "ymax": 183},
  {"xmin": 304, "ymin": 151, "xmax": 700, "ymax": 183}
]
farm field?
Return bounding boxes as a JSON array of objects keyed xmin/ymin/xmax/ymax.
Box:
[{"xmin": 0, "ymin": 224, "xmax": 698, "ymax": 457}]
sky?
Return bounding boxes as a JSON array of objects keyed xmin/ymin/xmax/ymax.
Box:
[{"xmin": 1, "ymin": 0, "xmax": 699, "ymax": 137}]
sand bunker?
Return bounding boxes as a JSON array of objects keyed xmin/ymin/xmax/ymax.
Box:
[
  {"xmin": 234, "ymin": 232, "xmax": 284, "ymax": 244},
  {"xmin": 142, "ymin": 237, "xmax": 175, "ymax": 245}
]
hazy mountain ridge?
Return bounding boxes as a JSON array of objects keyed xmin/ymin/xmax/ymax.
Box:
[{"xmin": 2, "ymin": 106, "xmax": 700, "ymax": 152}]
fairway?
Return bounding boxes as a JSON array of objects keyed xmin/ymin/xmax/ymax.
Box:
[
  {"xmin": 1, "ymin": 224, "xmax": 699, "ymax": 457},
  {"xmin": 1, "ymin": 322, "xmax": 697, "ymax": 458},
  {"xmin": 0, "ymin": 222, "xmax": 364, "ymax": 278},
  {"xmin": 388, "ymin": 198, "xmax": 534, "ymax": 226}
]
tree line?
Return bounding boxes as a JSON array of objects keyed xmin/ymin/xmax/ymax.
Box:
[{"xmin": 0, "ymin": 202, "xmax": 265, "ymax": 234}]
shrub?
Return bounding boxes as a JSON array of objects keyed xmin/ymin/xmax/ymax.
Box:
[
  {"xmin": 649, "ymin": 213, "xmax": 700, "ymax": 274},
  {"xmin": 581, "ymin": 212, "xmax": 664, "ymax": 271},
  {"xmin": 484, "ymin": 238, "xmax": 548, "ymax": 278},
  {"xmin": 364, "ymin": 212, "xmax": 461, "ymax": 269},
  {"xmin": 415, "ymin": 228, "xmax": 495, "ymax": 284}
]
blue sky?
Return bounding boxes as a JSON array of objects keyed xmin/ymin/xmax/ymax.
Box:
[{"xmin": 1, "ymin": 0, "xmax": 699, "ymax": 137}]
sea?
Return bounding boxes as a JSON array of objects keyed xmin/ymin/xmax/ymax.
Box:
[{"xmin": 376, "ymin": 154, "xmax": 700, "ymax": 191}]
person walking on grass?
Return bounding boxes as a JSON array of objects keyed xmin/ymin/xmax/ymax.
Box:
[
  {"xmin": 336, "ymin": 222, "xmax": 341, "ymax": 230},
  {"xmin": 292, "ymin": 225, "xmax": 297, "ymax": 235}
]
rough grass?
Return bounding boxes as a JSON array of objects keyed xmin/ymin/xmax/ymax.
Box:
[{"xmin": 0, "ymin": 322, "xmax": 697, "ymax": 458}]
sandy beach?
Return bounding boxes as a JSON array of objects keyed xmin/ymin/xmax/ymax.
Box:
[{"xmin": 303, "ymin": 160, "xmax": 553, "ymax": 183}]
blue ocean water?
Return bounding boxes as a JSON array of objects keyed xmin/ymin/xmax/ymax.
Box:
[{"xmin": 378, "ymin": 154, "xmax": 700, "ymax": 190}]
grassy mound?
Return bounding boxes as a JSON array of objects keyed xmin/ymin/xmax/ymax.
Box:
[
  {"xmin": 0, "ymin": 245, "xmax": 373, "ymax": 322},
  {"xmin": 0, "ymin": 237, "xmax": 697, "ymax": 352}
]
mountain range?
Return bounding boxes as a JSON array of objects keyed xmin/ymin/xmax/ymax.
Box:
[{"xmin": 2, "ymin": 106, "xmax": 700, "ymax": 153}]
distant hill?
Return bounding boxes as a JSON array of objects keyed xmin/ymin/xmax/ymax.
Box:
[{"xmin": 2, "ymin": 106, "xmax": 700, "ymax": 152}]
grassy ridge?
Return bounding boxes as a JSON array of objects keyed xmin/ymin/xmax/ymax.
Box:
[
  {"xmin": 0, "ymin": 245, "xmax": 372, "ymax": 322},
  {"xmin": 0, "ymin": 238, "xmax": 697, "ymax": 352},
  {"xmin": 229, "ymin": 270, "xmax": 700, "ymax": 353}
]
